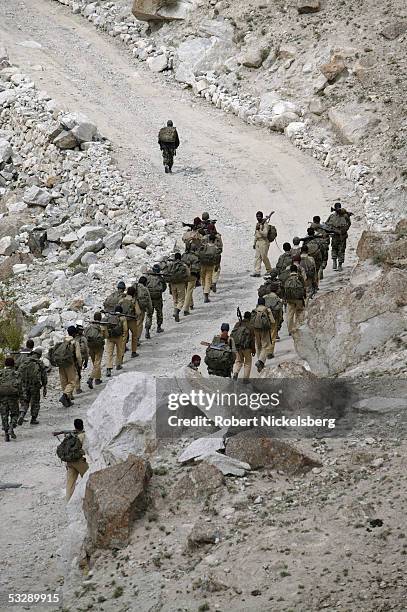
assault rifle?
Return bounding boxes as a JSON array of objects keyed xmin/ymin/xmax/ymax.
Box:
[
  {"xmin": 330, "ymin": 207, "xmax": 353, "ymax": 216},
  {"xmin": 200, "ymin": 341, "xmax": 230, "ymax": 351},
  {"xmin": 182, "ymin": 222, "xmax": 196, "ymax": 230},
  {"xmin": 52, "ymin": 430, "xmax": 76, "ymax": 437},
  {"xmin": 101, "ymin": 310, "xmax": 139, "ymax": 321},
  {"xmin": 237, "ymin": 307, "xmax": 243, "ymax": 323}
]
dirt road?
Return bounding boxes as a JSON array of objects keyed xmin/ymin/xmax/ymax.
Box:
[{"xmin": 0, "ymin": 0, "xmax": 355, "ymax": 606}]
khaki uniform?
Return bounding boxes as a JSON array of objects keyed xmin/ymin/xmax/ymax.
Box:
[
  {"xmin": 200, "ymin": 265, "xmax": 214, "ymax": 294},
  {"xmin": 133, "ymin": 283, "xmax": 153, "ymax": 340},
  {"xmin": 232, "ymin": 321, "xmax": 256, "ymax": 380},
  {"xmin": 286, "ymin": 300, "xmax": 305, "ymax": 334},
  {"xmin": 253, "ymin": 305, "xmax": 276, "ymax": 362},
  {"xmin": 74, "ymin": 335, "xmax": 89, "ymax": 392},
  {"xmin": 254, "ymin": 222, "xmax": 272, "ymax": 274},
  {"xmin": 105, "ymin": 317, "xmax": 128, "ymax": 368},
  {"xmin": 204, "ymin": 233, "xmax": 223, "ymax": 286},
  {"xmin": 88, "ymin": 324, "xmax": 107, "ymax": 380},
  {"xmin": 170, "ymin": 282, "xmax": 186, "ymax": 312},
  {"xmin": 66, "ymin": 432, "xmax": 89, "ymax": 501},
  {"xmin": 120, "ymin": 295, "xmax": 142, "ymax": 353},
  {"xmin": 59, "ymin": 337, "xmax": 81, "ymax": 399},
  {"xmin": 184, "ymin": 278, "xmax": 196, "ymax": 312}
]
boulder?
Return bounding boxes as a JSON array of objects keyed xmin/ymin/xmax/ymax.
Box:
[
  {"xmin": 320, "ymin": 57, "xmax": 346, "ymax": 82},
  {"xmin": 147, "ymin": 54, "xmax": 168, "ymax": 73},
  {"xmin": 68, "ymin": 273, "xmax": 88, "ymax": 292},
  {"xmin": 61, "ymin": 232, "xmax": 78, "ymax": 246},
  {"xmin": 225, "ymin": 434, "xmax": 322, "ymax": 474},
  {"xmin": 171, "ymin": 462, "xmax": 224, "ymax": 501},
  {"xmin": 28, "ymin": 318, "xmax": 56, "ymax": 338},
  {"xmin": 53, "ymin": 131, "xmax": 78, "ymax": 150},
  {"xmin": 270, "ymin": 112, "xmax": 300, "ymax": 132},
  {"xmin": 0, "ymin": 138, "xmax": 12, "ymax": 163},
  {"xmin": 86, "ymin": 372, "xmax": 157, "ymax": 465},
  {"xmin": 294, "ymin": 266, "xmax": 407, "ymax": 375},
  {"xmin": 28, "ymin": 298, "xmax": 50, "ymax": 314},
  {"xmin": 178, "ymin": 434, "xmax": 225, "ymax": 464},
  {"xmin": 77, "ymin": 225, "xmax": 107, "ymax": 242},
  {"xmin": 203, "ymin": 453, "xmax": 250, "ymax": 476},
  {"xmin": 238, "ymin": 40, "xmax": 270, "ymax": 69},
  {"xmin": 72, "ymin": 121, "xmax": 97, "ymax": 144},
  {"xmin": 380, "ymin": 22, "xmax": 407, "ymax": 40},
  {"xmin": 103, "ymin": 231, "xmax": 123, "ymax": 251},
  {"xmin": 0, "ymin": 253, "xmax": 32, "ymax": 282},
  {"xmin": 67, "ymin": 239, "xmax": 104, "ymax": 266},
  {"xmin": 297, "ymin": 0, "xmax": 320, "ymax": 13},
  {"xmin": 188, "ymin": 523, "xmax": 220, "ymax": 548},
  {"xmin": 132, "ymin": 0, "xmax": 195, "ymax": 22},
  {"xmin": 23, "ymin": 185, "xmax": 52, "ymax": 208},
  {"xmin": 83, "ymin": 454, "xmax": 152, "ymax": 551},
  {"xmin": 284, "ymin": 122, "xmax": 306, "ymax": 138},
  {"xmin": 175, "ymin": 29, "xmax": 236, "ymax": 84},
  {"xmin": 328, "ymin": 104, "xmax": 379, "ymax": 144},
  {"xmin": 0, "ymin": 91, "xmax": 16, "ymax": 107},
  {"xmin": 0, "ymin": 236, "xmax": 18, "ymax": 256},
  {"xmin": 12, "ymin": 264, "xmax": 28, "ymax": 275}
]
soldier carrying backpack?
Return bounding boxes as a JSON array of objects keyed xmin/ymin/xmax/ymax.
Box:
[
  {"xmin": 284, "ymin": 266, "xmax": 306, "ymax": 335},
  {"xmin": 18, "ymin": 347, "xmax": 47, "ymax": 426},
  {"xmin": 204, "ymin": 324, "xmax": 236, "ymax": 378},
  {"xmin": 104, "ymin": 305, "xmax": 127, "ymax": 377},
  {"xmin": 85, "ymin": 312, "xmax": 106, "ymax": 389},
  {"xmin": 103, "ymin": 281, "xmax": 126, "ymax": 312},
  {"xmin": 145, "ymin": 265, "xmax": 166, "ymax": 338},
  {"xmin": 0, "ymin": 357, "xmax": 22, "ymax": 442},
  {"xmin": 231, "ymin": 310, "xmax": 256, "ymax": 381},
  {"xmin": 163, "ymin": 253, "xmax": 190, "ymax": 322},
  {"xmin": 54, "ymin": 418, "xmax": 89, "ymax": 501},
  {"xmin": 250, "ymin": 298, "xmax": 276, "ymax": 372},
  {"xmin": 158, "ymin": 120, "xmax": 180, "ymax": 174},
  {"xmin": 48, "ymin": 326, "xmax": 81, "ymax": 408},
  {"xmin": 198, "ymin": 234, "xmax": 220, "ymax": 303}
]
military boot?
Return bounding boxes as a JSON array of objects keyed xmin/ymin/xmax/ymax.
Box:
[
  {"xmin": 131, "ymin": 352, "xmax": 139, "ymax": 358},
  {"xmin": 337, "ymin": 262, "xmax": 343, "ymax": 272},
  {"xmin": 174, "ymin": 309, "xmax": 180, "ymax": 323},
  {"xmin": 106, "ymin": 368, "xmax": 112, "ymax": 377},
  {"xmin": 95, "ymin": 379, "xmax": 102, "ymax": 385},
  {"xmin": 145, "ymin": 328, "xmax": 151, "ymax": 339},
  {"xmin": 87, "ymin": 377, "xmax": 94, "ymax": 390},
  {"xmin": 164, "ymin": 165, "xmax": 169, "ymax": 174},
  {"xmin": 332, "ymin": 259, "xmax": 337, "ymax": 271},
  {"xmin": 211, "ymin": 283, "xmax": 217, "ymax": 293},
  {"xmin": 116, "ymin": 364, "xmax": 123, "ymax": 371},
  {"xmin": 157, "ymin": 325, "xmax": 164, "ymax": 333},
  {"xmin": 4, "ymin": 431, "xmax": 10, "ymax": 442},
  {"xmin": 204, "ymin": 294, "xmax": 210, "ymax": 303},
  {"xmin": 9, "ymin": 428, "xmax": 16, "ymax": 439},
  {"xmin": 17, "ymin": 413, "xmax": 25, "ymax": 426},
  {"xmin": 30, "ymin": 419, "xmax": 39, "ymax": 425},
  {"xmin": 59, "ymin": 393, "xmax": 71, "ymax": 408},
  {"xmin": 184, "ymin": 310, "xmax": 190, "ymax": 316},
  {"xmin": 255, "ymin": 360, "xmax": 265, "ymax": 373},
  {"xmin": 232, "ymin": 373, "xmax": 238, "ymax": 381}
]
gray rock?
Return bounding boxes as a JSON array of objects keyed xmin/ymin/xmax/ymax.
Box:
[
  {"xmin": 77, "ymin": 225, "xmax": 107, "ymax": 242},
  {"xmin": 147, "ymin": 54, "xmax": 168, "ymax": 73},
  {"xmin": 178, "ymin": 435, "xmax": 225, "ymax": 464},
  {"xmin": 81, "ymin": 252, "xmax": 98, "ymax": 266},
  {"xmin": 23, "ymin": 185, "xmax": 52, "ymax": 208},
  {"xmin": 12, "ymin": 263, "xmax": 28, "ymax": 275},
  {"xmin": 0, "ymin": 138, "xmax": 12, "ymax": 163},
  {"xmin": 0, "ymin": 235, "xmax": 18, "ymax": 256},
  {"xmin": 380, "ymin": 22, "xmax": 407, "ymax": 40},
  {"xmin": 0, "ymin": 90, "xmax": 17, "ymax": 107},
  {"xmin": 103, "ymin": 231, "xmax": 123, "ymax": 251},
  {"xmin": 297, "ymin": 0, "xmax": 320, "ymax": 14},
  {"xmin": 53, "ymin": 130, "xmax": 78, "ymax": 150},
  {"xmin": 67, "ymin": 239, "xmax": 104, "ymax": 266},
  {"xmin": 68, "ymin": 273, "xmax": 88, "ymax": 292},
  {"xmin": 28, "ymin": 318, "xmax": 56, "ymax": 338},
  {"xmin": 203, "ymin": 453, "xmax": 250, "ymax": 477},
  {"xmin": 328, "ymin": 104, "xmax": 379, "ymax": 144},
  {"xmin": 28, "ymin": 298, "xmax": 51, "ymax": 314}
]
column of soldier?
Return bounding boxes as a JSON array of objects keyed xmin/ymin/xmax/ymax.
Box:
[{"xmin": 0, "ymin": 205, "xmax": 351, "ymax": 441}]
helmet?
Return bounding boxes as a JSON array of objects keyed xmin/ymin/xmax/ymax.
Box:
[
  {"xmin": 167, "ymin": 120, "xmax": 173, "ymax": 127},
  {"xmin": 201, "ymin": 212, "xmax": 210, "ymax": 221},
  {"xmin": 292, "ymin": 236, "xmax": 301, "ymax": 245},
  {"xmin": 152, "ymin": 264, "xmax": 161, "ymax": 273},
  {"xmin": 117, "ymin": 281, "xmax": 126, "ymax": 290}
]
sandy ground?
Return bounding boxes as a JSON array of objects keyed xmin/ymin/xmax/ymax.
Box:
[{"xmin": 0, "ymin": 0, "xmax": 362, "ymax": 609}]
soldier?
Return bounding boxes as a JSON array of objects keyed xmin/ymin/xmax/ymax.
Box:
[
  {"xmin": 262, "ymin": 284, "xmax": 284, "ymax": 343},
  {"xmin": 74, "ymin": 321, "xmax": 89, "ymax": 394},
  {"xmin": 133, "ymin": 277, "xmax": 153, "ymax": 342},
  {"xmin": 145, "ymin": 264, "xmax": 166, "ymax": 338},
  {"xmin": 64, "ymin": 418, "xmax": 89, "ymax": 501},
  {"xmin": 276, "ymin": 242, "xmax": 293, "ymax": 276},
  {"xmin": 14, "ymin": 338, "xmax": 34, "ymax": 368},
  {"xmin": 284, "ymin": 265, "xmax": 306, "ymax": 335},
  {"xmin": 187, "ymin": 355, "xmax": 202, "ymax": 373},
  {"xmin": 326, "ymin": 202, "xmax": 352, "ymax": 271},
  {"xmin": 103, "ymin": 281, "xmax": 126, "ymax": 312},
  {"xmin": 204, "ymin": 224, "xmax": 223, "ymax": 293},
  {"xmin": 300, "ymin": 245, "xmax": 317, "ymax": 300},
  {"xmin": 85, "ymin": 312, "xmax": 106, "ymax": 389},
  {"xmin": 48, "ymin": 326, "xmax": 81, "ymax": 408},
  {"xmin": 231, "ymin": 311, "xmax": 256, "ymax": 382},
  {"xmin": 200, "ymin": 212, "xmax": 217, "ymax": 233},
  {"xmin": 251, "ymin": 211, "xmax": 276, "ymax": 277},
  {"xmin": 105, "ymin": 305, "xmax": 128, "ymax": 377},
  {"xmin": 182, "ymin": 218, "xmax": 203, "ymax": 252},
  {"xmin": 302, "ymin": 229, "xmax": 323, "ymax": 288},
  {"xmin": 165, "ymin": 252, "xmax": 190, "ymax": 322},
  {"xmin": 18, "ymin": 347, "xmax": 47, "ymax": 426},
  {"xmin": 181, "ymin": 246, "xmax": 200, "ymax": 315},
  {"xmin": 204, "ymin": 324, "xmax": 236, "ymax": 378},
  {"xmin": 198, "ymin": 233, "xmax": 219, "ymax": 303},
  {"xmin": 291, "ymin": 236, "xmax": 302, "ymax": 258},
  {"xmin": 120, "ymin": 286, "xmax": 142, "ymax": 358},
  {"xmin": 251, "ymin": 298, "xmax": 276, "ymax": 372},
  {"xmin": 158, "ymin": 120, "xmax": 180, "ymax": 173},
  {"xmin": 309, "ymin": 216, "xmax": 331, "ymax": 279},
  {"xmin": 0, "ymin": 357, "xmax": 22, "ymax": 442}
]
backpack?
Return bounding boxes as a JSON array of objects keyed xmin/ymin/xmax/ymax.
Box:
[
  {"xmin": 284, "ymin": 275, "xmax": 305, "ymax": 301},
  {"xmin": 56, "ymin": 433, "xmax": 84, "ymax": 463},
  {"xmin": 163, "ymin": 260, "xmax": 189, "ymax": 283},
  {"xmin": 204, "ymin": 338, "xmax": 235, "ymax": 372},
  {"xmin": 198, "ymin": 243, "xmax": 219, "ymax": 266},
  {"xmin": 107, "ymin": 314, "xmax": 123, "ymax": 338},
  {"xmin": 327, "ymin": 213, "xmax": 349, "ymax": 236},
  {"xmin": 182, "ymin": 252, "xmax": 200, "ymax": 277},
  {"xmin": 264, "ymin": 294, "xmax": 283, "ymax": 319},
  {"xmin": 48, "ymin": 341, "xmax": 75, "ymax": 368},
  {"xmin": 84, "ymin": 324, "xmax": 105, "ymax": 349},
  {"xmin": 146, "ymin": 274, "xmax": 165, "ymax": 300},
  {"xmin": 103, "ymin": 290, "xmax": 120, "ymax": 313},
  {"xmin": 159, "ymin": 126, "xmax": 177, "ymax": 144},
  {"xmin": 133, "ymin": 284, "xmax": 152, "ymax": 312},
  {"xmin": 231, "ymin": 323, "xmax": 253, "ymax": 350},
  {"xmin": 258, "ymin": 281, "xmax": 281, "ymax": 298},
  {"xmin": 306, "ymin": 241, "xmax": 322, "ymax": 268},
  {"xmin": 119, "ymin": 296, "xmax": 136, "ymax": 318},
  {"xmin": 182, "ymin": 230, "xmax": 202, "ymax": 252},
  {"xmin": 300, "ymin": 257, "xmax": 315, "ymax": 280},
  {"xmin": 250, "ymin": 309, "xmax": 272, "ymax": 331},
  {"xmin": 267, "ymin": 224, "xmax": 277, "ymax": 243},
  {"xmin": 18, "ymin": 356, "xmax": 42, "ymax": 387},
  {"xmin": 0, "ymin": 369, "xmax": 20, "ymax": 397},
  {"xmin": 276, "ymin": 252, "xmax": 293, "ymax": 274}
]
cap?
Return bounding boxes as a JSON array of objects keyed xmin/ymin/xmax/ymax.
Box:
[
  {"xmin": 292, "ymin": 236, "xmax": 301, "ymax": 244},
  {"xmin": 152, "ymin": 264, "xmax": 161, "ymax": 273},
  {"xmin": 206, "ymin": 223, "xmax": 216, "ymax": 232},
  {"xmin": 191, "ymin": 354, "xmax": 201, "ymax": 363},
  {"xmin": 221, "ymin": 323, "xmax": 230, "ymax": 332},
  {"xmin": 67, "ymin": 325, "xmax": 77, "ymax": 336},
  {"xmin": 117, "ymin": 281, "xmax": 126, "ymax": 289},
  {"xmin": 193, "ymin": 217, "xmax": 201, "ymax": 226},
  {"xmin": 202, "ymin": 212, "xmax": 210, "ymax": 221}
]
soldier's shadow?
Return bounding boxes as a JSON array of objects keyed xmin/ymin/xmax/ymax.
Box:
[{"xmin": 174, "ymin": 166, "xmax": 204, "ymax": 176}]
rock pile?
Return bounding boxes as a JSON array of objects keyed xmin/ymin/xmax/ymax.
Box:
[
  {"xmin": 52, "ymin": 0, "xmax": 406, "ymax": 230},
  {"xmin": 0, "ymin": 50, "xmax": 174, "ymax": 352}
]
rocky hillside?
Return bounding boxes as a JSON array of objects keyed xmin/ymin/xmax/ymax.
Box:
[{"xmin": 54, "ymin": 0, "xmax": 406, "ymax": 229}]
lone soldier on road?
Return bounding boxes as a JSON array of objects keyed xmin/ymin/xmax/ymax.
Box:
[{"xmin": 158, "ymin": 120, "xmax": 180, "ymax": 174}]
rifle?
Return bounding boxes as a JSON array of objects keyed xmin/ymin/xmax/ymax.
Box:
[
  {"xmin": 182, "ymin": 222, "xmax": 196, "ymax": 230},
  {"xmin": 264, "ymin": 211, "xmax": 275, "ymax": 222},
  {"xmin": 237, "ymin": 307, "xmax": 243, "ymax": 323},
  {"xmin": 52, "ymin": 430, "xmax": 76, "ymax": 437},
  {"xmin": 330, "ymin": 207, "xmax": 353, "ymax": 216},
  {"xmin": 200, "ymin": 341, "xmax": 230, "ymax": 351},
  {"xmin": 101, "ymin": 310, "xmax": 139, "ymax": 321}
]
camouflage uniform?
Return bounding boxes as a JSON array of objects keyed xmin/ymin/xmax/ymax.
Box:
[
  {"xmin": 158, "ymin": 127, "xmax": 180, "ymax": 171},
  {"xmin": 326, "ymin": 212, "xmax": 350, "ymax": 265},
  {"xmin": 0, "ymin": 366, "xmax": 21, "ymax": 435},
  {"xmin": 144, "ymin": 273, "xmax": 166, "ymax": 331},
  {"xmin": 19, "ymin": 354, "xmax": 47, "ymax": 422}
]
